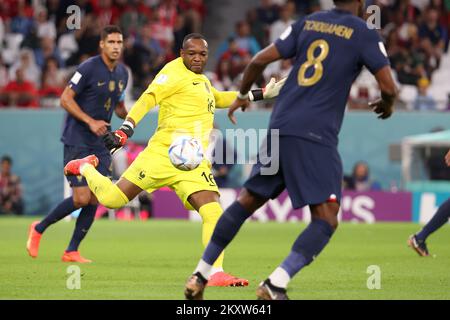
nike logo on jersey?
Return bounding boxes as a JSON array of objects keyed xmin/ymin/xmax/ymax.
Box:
[
  {"xmin": 98, "ymin": 81, "xmax": 106, "ymax": 86},
  {"xmin": 193, "ymin": 82, "xmax": 200, "ymax": 85}
]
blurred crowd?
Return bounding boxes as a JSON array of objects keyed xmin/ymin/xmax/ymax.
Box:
[
  {"xmin": 208, "ymin": 0, "xmax": 450, "ymax": 110},
  {"xmin": 0, "ymin": 0, "xmax": 205, "ymax": 107},
  {"xmin": 0, "ymin": 0, "xmax": 449, "ymax": 110}
]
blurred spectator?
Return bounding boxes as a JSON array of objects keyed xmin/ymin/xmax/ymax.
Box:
[
  {"xmin": 418, "ymin": 6, "xmax": 447, "ymax": 70},
  {"xmin": 217, "ymin": 21, "xmax": 261, "ymax": 57},
  {"xmin": 256, "ymin": 0, "xmax": 280, "ymax": 26},
  {"xmin": 9, "ymin": 49, "xmax": 41, "ymax": 84},
  {"xmin": 92, "ymin": 0, "xmax": 121, "ymax": 27},
  {"xmin": 34, "ymin": 36, "xmax": 65, "ymax": 69},
  {"xmin": 58, "ymin": 30, "xmax": 79, "ymax": 62},
  {"xmin": 119, "ymin": 0, "xmax": 151, "ymax": 38},
  {"xmin": 124, "ymin": 23, "xmax": 165, "ymax": 96},
  {"xmin": 414, "ymin": 77, "xmax": 437, "ymax": 110},
  {"xmin": 150, "ymin": 0, "xmax": 178, "ymax": 49},
  {"xmin": 35, "ymin": 6, "xmax": 56, "ymax": 40},
  {"xmin": 173, "ymin": 14, "xmax": 189, "ymax": 53},
  {"xmin": 388, "ymin": 31, "xmax": 428, "ymax": 85},
  {"xmin": 39, "ymin": 57, "xmax": 66, "ymax": 107},
  {"xmin": 0, "ymin": 155, "xmax": 24, "ymax": 215},
  {"xmin": 217, "ymin": 37, "xmax": 251, "ymax": 82},
  {"xmin": 0, "ymin": 56, "xmax": 9, "ymax": 89},
  {"xmin": 179, "ymin": 0, "xmax": 206, "ymax": 34},
  {"xmin": 67, "ymin": 15, "xmax": 101, "ymax": 66},
  {"xmin": 0, "ymin": 68, "xmax": 38, "ymax": 108},
  {"xmin": 343, "ymin": 161, "xmax": 382, "ymax": 191},
  {"xmin": 246, "ymin": 8, "xmax": 267, "ymax": 48},
  {"xmin": 10, "ymin": 0, "xmax": 33, "ymax": 36},
  {"xmin": 269, "ymin": 2, "xmax": 296, "ymax": 44},
  {"xmin": 293, "ymin": 0, "xmax": 321, "ymax": 17}
]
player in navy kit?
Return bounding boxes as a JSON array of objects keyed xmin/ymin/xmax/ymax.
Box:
[
  {"xmin": 26, "ymin": 25, "xmax": 128, "ymax": 263},
  {"xmin": 185, "ymin": 0, "xmax": 398, "ymax": 300},
  {"xmin": 408, "ymin": 150, "xmax": 450, "ymax": 257}
]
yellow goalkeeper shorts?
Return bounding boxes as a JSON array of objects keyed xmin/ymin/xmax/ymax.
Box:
[{"xmin": 121, "ymin": 145, "xmax": 219, "ymax": 210}]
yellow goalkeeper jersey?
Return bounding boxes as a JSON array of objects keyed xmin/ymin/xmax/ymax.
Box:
[{"xmin": 141, "ymin": 57, "xmax": 237, "ymax": 152}]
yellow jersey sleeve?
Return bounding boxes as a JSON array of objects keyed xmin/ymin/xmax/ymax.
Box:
[
  {"xmin": 211, "ymin": 86, "xmax": 238, "ymax": 108},
  {"xmin": 126, "ymin": 92, "xmax": 157, "ymax": 125}
]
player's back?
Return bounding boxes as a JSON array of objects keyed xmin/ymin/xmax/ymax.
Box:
[{"xmin": 271, "ymin": 9, "xmax": 389, "ymax": 147}]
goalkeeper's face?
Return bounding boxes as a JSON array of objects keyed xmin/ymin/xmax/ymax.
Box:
[
  {"xmin": 100, "ymin": 32, "xmax": 124, "ymax": 62},
  {"xmin": 181, "ymin": 38, "xmax": 208, "ymax": 74}
]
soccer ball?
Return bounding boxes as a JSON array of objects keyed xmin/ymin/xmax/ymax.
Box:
[{"xmin": 168, "ymin": 136, "xmax": 204, "ymax": 171}]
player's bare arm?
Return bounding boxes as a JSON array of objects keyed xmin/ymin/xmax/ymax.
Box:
[
  {"xmin": 60, "ymin": 86, "xmax": 109, "ymax": 136},
  {"xmin": 368, "ymin": 66, "xmax": 398, "ymax": 120},
  {"xmin": 114, "ymin": 101, "xmax": 128, "ymax": 119},
  {"xmin": 228, "ymin": 44, "xmax": 282, "ymax": 124}
]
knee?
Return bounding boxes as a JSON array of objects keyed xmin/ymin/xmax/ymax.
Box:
[
  {"xmin": 73, "ymin": 193, "xmax": 92, "ymax": 208},
  {"xmin": 237, "ymin": 188, "xmax": 266, "ymax": 213},
  {"xmin": 311, "ymin": 203, "xmax": 340, "ymax": 230}
]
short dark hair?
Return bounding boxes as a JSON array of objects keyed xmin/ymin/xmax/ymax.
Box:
[
  {"xmin": 182, "ymin": 33, "xmax": 207, "ymax": 49},
  {"xmin": 101, "ymin": 25, "xmax": 122, "ymax": 40},
  {"xmin": 1, "ymin": 155, "xmax": 12, "ymax": 165}
]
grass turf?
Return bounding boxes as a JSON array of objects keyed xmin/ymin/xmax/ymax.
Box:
[{"xmin": 0, "ymin": 217, "xmax": 449, "ymax": 300}]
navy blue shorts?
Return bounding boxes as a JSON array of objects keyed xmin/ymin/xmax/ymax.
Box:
[
  {"xmin": 64, "ymin": 145, "xmax": 112, "ymax": 187},
  {"xmin": 244, "ymin": 135, "xmax": 343, "ymax": 209}
]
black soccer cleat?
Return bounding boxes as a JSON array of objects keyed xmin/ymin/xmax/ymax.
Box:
[
  {"xmin": 407, "ymin": 234, "xmax": 430, "ymax": 257},
  {"xmin": 184, "ymin": 272, "xmax": 207, "ymax": 300},
  {"xmin": 256, "ymin": 279, "xmax": 289, "ymax": 300}
]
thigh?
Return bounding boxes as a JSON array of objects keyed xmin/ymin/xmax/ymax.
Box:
[
  {"xmin": 93, "ymin": 148, "xmax": 113, "ymax": 179},
  {"xmin": 171, "ymin": 161, "xmax": 220, "ymax": 210},
  {"xmin": 281, "ymin": 137, "xmax": 343, "ymax": 209},
  {"xmin": 243, "ymin": 132, "xmax": 285, "ymax": 201},
  {"xmin": 64, "ymin": 145, "xmax": 92, "ymax": 187}
]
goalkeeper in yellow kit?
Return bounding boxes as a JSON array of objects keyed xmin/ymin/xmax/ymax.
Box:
[{"xmin": 63, "ymin": 33, "xmax": 285, "ymax": 286}]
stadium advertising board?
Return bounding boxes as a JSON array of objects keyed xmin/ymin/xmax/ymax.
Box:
[{"xmin": 152, "ymin": 189, "xmax": 413, "ymax": 222}]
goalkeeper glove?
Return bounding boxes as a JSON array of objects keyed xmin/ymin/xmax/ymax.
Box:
[
  {"xmin": 248, "ymin": 77, "xmax": 287, "ymax": 101},
  {"xmin": 103, "ymin": 121, "xmax": 134, "ymax": 154}
]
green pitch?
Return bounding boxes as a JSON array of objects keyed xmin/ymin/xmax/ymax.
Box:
[{"xmin": 1, "ymin": 217, "xmax": 449, "ymax": 300}]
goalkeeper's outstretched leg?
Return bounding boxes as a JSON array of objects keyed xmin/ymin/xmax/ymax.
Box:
[{"xmin": 64, "ymin": 155, "xmax": 143, "ymax": 209}]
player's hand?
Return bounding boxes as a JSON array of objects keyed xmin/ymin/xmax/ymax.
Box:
[
  {"xmin": 368, "ymin": 98, "xmax": 393, "ymax": 119},
  {"xmin": 228, "ymin": 98, "xmax": 250, "ymax": 125},
  {"xmin": 88, "ymin": 119, "xmax": 110, "ymax": 136},
  {"xmin": 445, "ymin": 150, "xmax": 450, "ymax": 167},
  {"xmin": 103, "ymin": 123, "xmax": 134, "ymax": 154}
]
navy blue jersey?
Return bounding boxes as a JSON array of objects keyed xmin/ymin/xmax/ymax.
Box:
[
  {"xmin": 271, "ymin": 9, "xmax": 390, "ymax": 146},
  {"xmin": 61, "ymin": 55, "xmax": 128, "ymax": 148}
]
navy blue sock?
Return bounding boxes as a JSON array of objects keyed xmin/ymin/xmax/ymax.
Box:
[
  {"xmin": 416, "ymin": 198, "xmax": 450, "ymax": 242},
  {"xmin": 66, "ymin": 204, "xmax": 97, "ymax": 252},
  {"xmin": 281, "ymin": 218, "xmax": 335, "ymax": 278},
  {"xmin": 202, "ymin": 201, "xmax": 252, "ymax": 265},
  {"xmin": 35, "ymin": 197, "xmax": 77, "ymax": 234}
]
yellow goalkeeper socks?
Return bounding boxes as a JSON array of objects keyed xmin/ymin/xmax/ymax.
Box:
[
  {"xmin": 198, "ymin": 202, "xmax": 224, "ymax": 269},
  {"xmin": 81, "ymin": 164, "xmax": 129, "ymax": 209}
]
